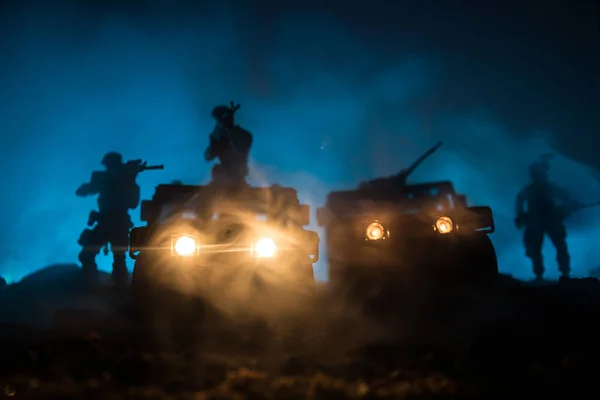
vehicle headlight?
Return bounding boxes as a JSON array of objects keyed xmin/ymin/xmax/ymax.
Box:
[
  {"xmin": 254, "ymin": 237, "xmax": 277, "ymax": 258},
  {"xmin": 365, "ymin": 221, "xmax": 386, "ymax": 241},
  {"xmin": 435, "ymin": 216, "xmax": 454, "ymax": 234},
  {"xmin": 173, "ymin": 235, "xmax": 198, "ymax": 256}
]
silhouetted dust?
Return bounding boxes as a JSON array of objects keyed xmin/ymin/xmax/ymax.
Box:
[{"xmin": 1, "ymin": 269, "xmax": 600, "ymax": 398}]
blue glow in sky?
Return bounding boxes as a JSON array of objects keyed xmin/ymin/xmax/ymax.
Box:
[{"xmin": 1, "ymin": 1, "xmax": 599, "ymax": 283}]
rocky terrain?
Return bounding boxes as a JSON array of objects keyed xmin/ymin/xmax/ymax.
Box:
[{"xmin": 0, "ymin": 265, "xmax": 600, "ymax": 399}]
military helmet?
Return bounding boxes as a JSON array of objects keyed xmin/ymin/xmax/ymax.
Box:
[
  {"xmin": 529, "ymin": 160, "xmax": 550, "ymax": 181},
  {"xmin": 101, "ymin": 151, "xmax": 123, "ymax": 168}
]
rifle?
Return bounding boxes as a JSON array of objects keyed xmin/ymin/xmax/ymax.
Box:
[
  {"xmin": 124, "ymin": 159, "xmax": 164, "ymax": 174},
  {"xmin": 77, "ymin": 161, "xmax": 164, "ymax": 197},
  {"xmin": 557, "ymin": 200, "xmax": 600, "ymax": 220},
  {"xmin": 516, "ymin": 199, "xmax": 600, "ymax": 228}
]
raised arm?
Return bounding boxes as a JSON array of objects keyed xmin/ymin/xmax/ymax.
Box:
[
  {"xmin": 76, "ymin": 172, "xmax": 103, "ymax": 197},
  {"xmin": 76, "ymin": 181, "xmax": 100, "ymax": 197}
]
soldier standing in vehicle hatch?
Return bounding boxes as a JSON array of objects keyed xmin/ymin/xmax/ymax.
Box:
[
  {"xmin": 514, "ymin": 154, "xmax": 578, "ymax": 282},
  {"xmin": 204, "ymin": 102, "xmax": 253, "ymax": 187}
]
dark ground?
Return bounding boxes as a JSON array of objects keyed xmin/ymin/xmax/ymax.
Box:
[{"xmin": 1, "ymin": 265, "xmax": 600, "ymax": 399}]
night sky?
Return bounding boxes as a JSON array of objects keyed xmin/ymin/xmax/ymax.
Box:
[{"xmin": 1, "ymin": 0, "xmax": 599, "ymax": 282}]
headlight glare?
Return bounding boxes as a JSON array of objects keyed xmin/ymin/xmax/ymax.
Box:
[
  {"xmin": 435, "ymin": 216, "xmax": 454, "ymax": 234},
  {"xmin": 174, "ymin": 235, "xmax": 198, "ymax": 256},
  {"xmin": 366, "ymin": 221, "xmax": 386, "ymax": 241},
  {"xmin": 255, "ymin": 237, "xmax": 277, "ymax": 258}
]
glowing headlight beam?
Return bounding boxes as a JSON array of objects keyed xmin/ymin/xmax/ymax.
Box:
[
  {"xmin": 255, "ymin": 237, "xmax": 277, "ymax": 258},
  {"xmin": 366, "ymin": 221, "xmax": 386, "ymax": 241},
  {"xmin": 435, "ymin": 216, "xmax": 454, "ymax": 234},
  {"xmin": 174, "ymin": 235, "xmax": 198, "ymax": 256}
]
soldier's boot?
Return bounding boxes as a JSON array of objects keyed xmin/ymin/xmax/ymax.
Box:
[
  {"xmin": 556, "ymin": 244, "xmax": 571, "ymax": 282},
  {"xmin": 111, "ymin": 252, "xmax": 129, "ymax": 291},
  {"xmin": 78, "ymin": 250, "xmax": 99, "ymax": 286},
  {"xmin": 530, "ymin": 255, "xmax": 544, "ymax": 282}
]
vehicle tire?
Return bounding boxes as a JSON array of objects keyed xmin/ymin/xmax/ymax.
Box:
[
  {"xmin": 328, "ymin": 261, "xmax": 382, "ymax": 310},
  {"xmin": 290, "ymin": 262, "xmax": 318, "ymax": 320},
  {"xmin": 273, "ymin": 262, "xmax": 318, "ymax": 351},
  {"xmin": 245, "ymin": 262, "xmax": 317, "ymax": 348},
  {"xmin": 327, "ymin": 261, "xmax": 355, "ymax": 303},
  {"xmin": 131, "ymin": 252, "xmax": 161, "ymax": 317},
  {"xmin": 294, "ymin": 263, "xmax": 317, "ymax": 304},
  {"xmin": 454, "ymin": 234, "xmax": 499, "ymax": 286},
  {"xmin": 131, "ymin": 253, "xmax": 206, "ymax": 351}
]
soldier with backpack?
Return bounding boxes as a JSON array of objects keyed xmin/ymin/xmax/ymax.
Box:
[{"xmin": 76, "ymin": 152, "xmax": 163, "ymax": 288}]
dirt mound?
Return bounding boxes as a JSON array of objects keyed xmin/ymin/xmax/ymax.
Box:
[
  {"xmin": 0, "ymin": 264, "xmax": 117, "ymax": 326},
  {"xmin": 1, "ymin": 273, "xmax": 600, "ymax": 398}
]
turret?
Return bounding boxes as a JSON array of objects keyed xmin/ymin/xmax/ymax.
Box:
[{"xmin": 359, "ymin": 141, "xmax": 442, "ymax": 191}]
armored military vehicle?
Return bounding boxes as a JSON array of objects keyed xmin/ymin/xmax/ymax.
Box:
[
  {"xmin": 129, "ymin": 183, "xmax": 319, "ymax": 330},
  {"xmin": 317, "ymin": 142, "xmax": 498, "ymax": 298}
]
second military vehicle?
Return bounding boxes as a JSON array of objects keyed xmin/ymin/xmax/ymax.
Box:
[
  {"xmin": 317, "ymin": 142, "xmax": 498, "ymax": 299},
  {"xmin": 129, "ymin": 182, "xmax": 319, "ymax": 334}
]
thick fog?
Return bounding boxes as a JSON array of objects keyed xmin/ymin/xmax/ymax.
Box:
[{"xmin": 1, "ymin": 1, "xmax": 599, "ymax": 282}]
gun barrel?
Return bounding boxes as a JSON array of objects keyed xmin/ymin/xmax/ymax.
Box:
[
  {"xmin": 400, "ymin": 141, "xmax": 443, "ymax": 178},
  {"xmin": 581, "ymin": 200, "xmax": 600, "ymax": 209},
  {"xmin": 144, "ymin": 165, "xmax": 164, "ymax": 171}
]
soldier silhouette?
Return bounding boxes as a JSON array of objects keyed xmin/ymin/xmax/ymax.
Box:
[
  {"xmin": 76, "ymin": 152, "xmax": 163, "ymax": 288},
  {"xmin": 204, "ymin": 102, "xmax": 253, "ymax": 187},
  {"xmin": 515, "ymin": 154, "xmax": 577, "ymax": 282}
]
